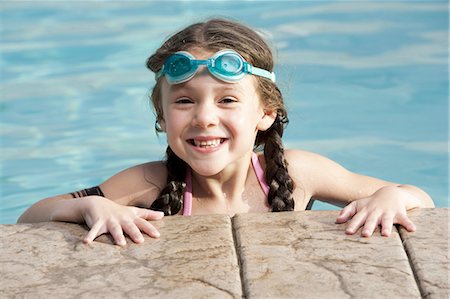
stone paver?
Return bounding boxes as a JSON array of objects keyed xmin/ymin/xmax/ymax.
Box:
[
  {"xmin": 399, "ymin": 208, "xmax": 449, "ymax": 299},
  {"xmin": 0, "ymin": 215, "xmax": 241, "ymax": 299},
  {"xmin": 1, "ymin": 209, "xmax": 448, "ymax": 298},
  {"xmin": 233, "ymin": 210, "xmax": 421, "ymax": 299}
]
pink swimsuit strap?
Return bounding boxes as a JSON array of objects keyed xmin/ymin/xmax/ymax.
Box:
[
  {"xmin": 182, "ymin": 152, "xmax": 269, "ymax": 216},
  {"xmin": 182, "ymin": 167, "xmax": 193, "ymax": 216},
  {"xmin": 251, "ymin": 152, "xmax": 270, "ymax": 196}
]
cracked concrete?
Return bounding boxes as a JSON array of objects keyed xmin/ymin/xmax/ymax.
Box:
[
  {"xmin": 399, "ymin": 208, "xmax": 449, "ymax": 299},
  {"xmin": 0, "ymin": 215, "xmax": 241, "ymax": 299},
  {"xmin": 233, "ymin": 210, "xmax": 423, "ymax": 298},
  {"xmin": 0, "ymin": 209, "xmax": 448, "ymax": 298}
]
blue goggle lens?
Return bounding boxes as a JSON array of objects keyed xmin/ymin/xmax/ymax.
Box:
[
  {"xmin": 215, "ymin": 53, "xmax": 242, "ymax": 75},
  {"xmin": 165, "ymin": 54, "xmax": 196, "ymax": 82}
]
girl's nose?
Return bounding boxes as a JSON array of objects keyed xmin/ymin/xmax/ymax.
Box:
[{"xmin": 191, "ymin": 102, "xmax": 219, "ymax": 128}]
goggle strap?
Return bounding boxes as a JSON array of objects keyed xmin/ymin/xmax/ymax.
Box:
[
  {"xmin": 246, "ymin": 63, "xmax": 276, "ymax": 82},
  {"xmin": 155, "ymin": 67, "xmax": 164, "ymax": 80}
]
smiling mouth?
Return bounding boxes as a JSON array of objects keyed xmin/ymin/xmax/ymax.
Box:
[{"xmin": 187, "ymin": 138, "xmax": 227, "ymax": 148}]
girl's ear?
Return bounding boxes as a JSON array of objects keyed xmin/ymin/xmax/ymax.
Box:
[
  {"xmin": 257, "ymin": 110, "xmax": 277, "ymax": 131},
  {"xmin": 159, "ymin": 118, "xmax": 167, "ymax": 132}
]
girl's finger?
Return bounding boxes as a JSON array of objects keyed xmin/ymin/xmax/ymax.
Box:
[
  {"xmin": 107, "ymin": 221, "xmax": 127, "ymax": 246},
  {"xmin": 122, "ymin": 221, "xmax": 145, "ymax": 244},
  {"xmin": 135, "ymin": 208, "xmax": 164, "ymax": 220},
  {"xmin": 135, "ymin": 218, "xmax": 161, "ymax": 238},
  {"xmin": 395, "ymin": 214, "xmax": 416, "ymax": 232},
  {"xmin": 83, "ymin": 221, "xmax": 103, "ymax": 244},
  {"xmin": 335, "ymin": 202, "xmax": 357, "ymax": 224},
  {"xmin": 361, "ymin": 213, "xmax": 382, "ymax": 238},
  {"xmin": 345, "ymin": 209, "xmax": 368, "ymax": 235},
  {"xmin": 380, "ymin": 214, "xmax": 394, "ymax": 237}
]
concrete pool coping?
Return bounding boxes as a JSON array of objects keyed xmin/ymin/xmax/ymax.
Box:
[{"xmin": 1, "ymin": 208, "xmax": 448, "ymax": 298}]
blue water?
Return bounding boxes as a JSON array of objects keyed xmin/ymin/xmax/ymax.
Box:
[{"xmin": 1, "ymin": 1, "xmax": 448, "ymax": 224}]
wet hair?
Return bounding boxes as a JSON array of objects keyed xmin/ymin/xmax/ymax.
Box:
[{"xmin": 147, "ymin": 18, "xmax": 295, "ymax": 215}]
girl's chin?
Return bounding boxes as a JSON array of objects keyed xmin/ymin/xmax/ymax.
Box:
[
  {"xmin": 186, "ymin": 158, "xmax": 230, "ymax": 176},
  {"xmin": 189, "ymin": 165, "xmax": 223, "ymax": 177}
]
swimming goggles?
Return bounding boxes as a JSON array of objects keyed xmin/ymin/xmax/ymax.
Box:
[{"xmin": 155, "ymin": 49, "xmax": 276, "ymax": 84}]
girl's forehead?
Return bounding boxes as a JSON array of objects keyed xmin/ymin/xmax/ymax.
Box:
[
  {"xmin": 184, "ymin": 47, "xmax": 214, "ymax": 59},
  {"xmin": 161, "ymin": 72, "xmax": 259, "ymax": 96}
]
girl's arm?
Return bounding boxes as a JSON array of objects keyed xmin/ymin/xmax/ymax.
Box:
[
  {"xmin": 285, "ymin": 150, "xmax": 434, "ymax": 237},
  {"xmin": 18, "ymin": 162, "xmax": 167, "ymax": 245},
  {"xmin": 18, "ymin": 193, "xmax": 84, "ymax": 223}
]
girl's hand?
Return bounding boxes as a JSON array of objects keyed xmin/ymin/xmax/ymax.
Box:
[
  {"xmin": 80, "ymin": 196, "xmax": 164, "ymax": 246},
  {"xmin": 335, "ymin": 186, "xmax": 420, "ymax": 237}
]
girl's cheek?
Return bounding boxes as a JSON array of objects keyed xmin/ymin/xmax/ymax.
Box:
[{"xmin": 228, "ymin": 109, "xmax": 259, "ymax": 127}]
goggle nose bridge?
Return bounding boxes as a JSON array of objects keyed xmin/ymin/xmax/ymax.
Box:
[{"xmin": 191, "ymin": 59, "xmax": 214, "ymax": 73}]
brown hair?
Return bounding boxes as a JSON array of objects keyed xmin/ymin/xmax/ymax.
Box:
[{"xmin": 147, "ymin": 18, "xmax": 294, "ymax": 215}]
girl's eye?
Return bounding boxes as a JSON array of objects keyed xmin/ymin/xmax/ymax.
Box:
[
  {"xmin": 175, "ymin": 98, "xmax": 193, "ymax": 104},
  {"xmin": 220, "ymin": 97, "xmax": 237, "ymax": 104}
]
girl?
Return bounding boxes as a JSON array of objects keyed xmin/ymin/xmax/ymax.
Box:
[{"xmin": 18, "ymin": 18, "xmax": 434, "ymax": 246}]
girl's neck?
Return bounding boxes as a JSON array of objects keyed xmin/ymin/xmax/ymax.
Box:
[{"xmin": 191, "ymin": 154, "xmax": 252, "ymax": 203}]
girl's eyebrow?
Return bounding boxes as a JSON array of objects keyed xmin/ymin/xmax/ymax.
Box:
[{"xmin": 217, "ymin": 85, "xmax": 245, "ymax": 95}]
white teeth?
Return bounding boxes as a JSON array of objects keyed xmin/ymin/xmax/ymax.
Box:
[{"xmin": 193, "ymin": 139, "xmax": 221, "ymax": 148}]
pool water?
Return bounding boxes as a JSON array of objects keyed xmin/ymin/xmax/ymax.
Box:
[{"xmin": 1, "ymin": 1, "xmax": 448, "ymax": 224}]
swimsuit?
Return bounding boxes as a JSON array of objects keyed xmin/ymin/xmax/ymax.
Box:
[{"xmin": 182, "ymin": 152, "xmax": 270, "ymax": 216}]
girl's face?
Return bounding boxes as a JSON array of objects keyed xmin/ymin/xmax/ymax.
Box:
[{"xmin": 159, "ymin": 49, "xmax": 276, "ymax": 177}]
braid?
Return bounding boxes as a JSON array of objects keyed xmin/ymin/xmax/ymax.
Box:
[
  {"xmin": 262, "ymin": 112, "xmax": 295, "ymax": 212},
  {"xmin": 150, "ymin": 147, "xmax": 187, "ymax": 215}
]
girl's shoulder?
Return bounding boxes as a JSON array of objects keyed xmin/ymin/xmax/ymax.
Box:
[
  {"xmin": 99, "ymin": 161, "xmax": 168, "ymax": 207},
  {"xmin": 284, "ymin": 148, "xmax": 344, "ymax": 171},
  {"xmin": 256, "ymin": 149, "xmax": 324, "ymax": 178},
  {"xmin": 257, "ymin": 149, "xmax": 324, "ymax": 187},
  {"xmin": 283, "ymin": 149, "xmax": 347, "ymax": 194},
  {"xmin": 284, "ymin": 148, "xmax": 327, "ymax": 172},
  {"xmin": 256, "ymin": 149, "xmax": 328, "ymax": 209},
  {"xmin": 283, "ymin": 148, "xmax": 352, "ymax": 183}
]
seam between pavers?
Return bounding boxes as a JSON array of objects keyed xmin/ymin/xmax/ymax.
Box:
[
  {"xmin": 231, "ymin": 216, "xmax": 247, "ymax": 299},
  {"xmin": 397, "ymin": 224, "xmax": 426, "ymax": 298}
]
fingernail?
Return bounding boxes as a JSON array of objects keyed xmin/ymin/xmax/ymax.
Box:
[{"xmin": 156, "ymin": 211, "xmax": 164, "ymax": 218}]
